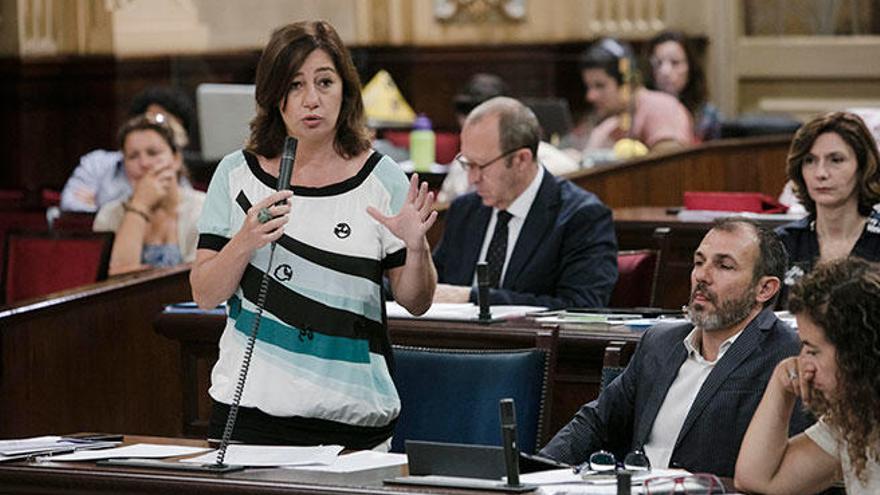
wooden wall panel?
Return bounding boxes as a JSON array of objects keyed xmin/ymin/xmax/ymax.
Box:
[
  {"xmin": 0, "ymin": 266, "xmax": 192, "ymax": 438},
  {"xmin": 568, "ymin": 135, "xmax": 791, "ymax": 208}
]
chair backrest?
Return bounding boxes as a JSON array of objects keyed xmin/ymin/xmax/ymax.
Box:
[
  {"xmin": 0, "ymin": 211, "xmax": 51, "ymax": 299},
  {"xmin": 51, "ymin": 212, "xmax": 97, "ymax": 233},
  {"xmin": 3, "ymin": 230, "xmax": 114, "ymax": 304},
  {"xmin": 600, "ymin": 341, "xmax": 634, "ymax": 393},
  {"xmin": 390, "ymin": 332, "xmax": 557, "ymax": 455},
  {"xmin": 610, "ymin": 249, "xmax": 659, "ymax": 308}
]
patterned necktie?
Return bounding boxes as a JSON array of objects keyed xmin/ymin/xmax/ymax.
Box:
[{"xmin": 485, "ymin": 210, "xmax": 513, "ymax": 288}]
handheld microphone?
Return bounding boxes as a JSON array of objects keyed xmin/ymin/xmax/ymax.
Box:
[
  {"xmin": 477, "ymin": 262, "xmax": 491, "ymax": 322},
  {"xmin": 212, "ymin": 135, "xmax": 298, "ymax": 471},
  {"xmin": 277, "ymin": 136, "xmax": 297, "ymax": 196},
  {"xmin": 499, "ymin": 398, "xmax": 521, "ymax": 487}
]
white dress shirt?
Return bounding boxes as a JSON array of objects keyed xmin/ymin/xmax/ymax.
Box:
[
  {"xmin": 642, "ymin": 327, "xmax": 743, "ymax": 469},
  {"xmin": 474, "ymin": 166, "xmax": 544, "ymax": 287}
]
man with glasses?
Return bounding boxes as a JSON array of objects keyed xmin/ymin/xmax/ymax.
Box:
[
  {"xmin": 539, "ymin": 219, "xmax": 812, "ymax": 478},
  {"xmin": 432, "ymin": 96, "xmax": 617, "ymax": 309}
]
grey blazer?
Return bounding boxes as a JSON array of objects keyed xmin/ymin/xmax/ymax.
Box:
[{"xmin": 540, "ymin": 308, "xmax": 812, "ymax": 478}]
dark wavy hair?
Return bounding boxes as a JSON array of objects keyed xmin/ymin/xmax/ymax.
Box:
[
  {"xmin": 645, "ymin": 31, "xmax": 707, "ymax": 116},
  {"xmin": 786, "ymin": 111, "xmax": 880, "ymax": 216},
  {"xmin": 578, "ymin": 37, "xmax": 634, "ymax": 85},
  {"xmin": 247, "ymin": 20, "xmax": 370, "ymax": 159},
  {"xmin": 788, "ymin": 257, "xmax": 880, "ymax": 482}
]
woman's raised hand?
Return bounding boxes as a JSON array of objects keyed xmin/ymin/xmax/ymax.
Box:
[
  {"xmin": 237, "ymin": 190, "xmax": 293, "ymax": 251},
  {"xmin": 367, "ymin": 173, "xmax": 437, "ymax": 250},
  {"xmin": 773, "ymin": 356, "xmax": 816, "ymax": 406},
  {"xmin": 130, "ymin": 162, "xmax": 177, "ymax": 211}
]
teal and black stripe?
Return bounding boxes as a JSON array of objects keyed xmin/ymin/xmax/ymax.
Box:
[
  {"xmin": 227, "ymin": 295, "xmax": 376, "ymax": 362},
  {"xmin": 239, "ymin": 264, "xmax": 386, "ymax": 351}
]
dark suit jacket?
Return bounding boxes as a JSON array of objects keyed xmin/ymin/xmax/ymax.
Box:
[
  {"xmin": 539, "ymin": 308, "xmax": 812, "ymax": 478},
  {"xmin": 432, "ymin": 170, "xmax": 618, "ymax": 309}
]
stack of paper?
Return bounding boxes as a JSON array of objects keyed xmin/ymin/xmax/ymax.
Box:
[
  {"xmin": 0, "ymin": 436, "xmax": 121, "ymax": 462},
  {"xmin": 48, "ymin": 444, "xmax": 210, "ymax": 462},
  {"xmin": 387, "ymin": 302, "xmax": 546, "ymax": 321},
  {"xmin": 181, "ymin": 445, "xmax": 344, "ymax": 467}
]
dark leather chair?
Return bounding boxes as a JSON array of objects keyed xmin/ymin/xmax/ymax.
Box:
[
  {"xmin": 610, "ymin": 249, "xmax": 660, "ymax": 308},
  {"xmin": 3, "ymin": 230, "xmax": 113, "ymax": 304},
  {"xmin": 390, "ymin": 329, "xmax": 557, "ymax": 455}
]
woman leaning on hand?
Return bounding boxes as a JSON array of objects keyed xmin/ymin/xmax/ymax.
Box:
[
  {"xmin": 190, "ymin": 20, "xmax": 437, "ymax": 449},
  {"xmin": 93, "ymin": 113, "xmax": 204, "ymax": 275},
  {"xmin": 775, "ymin": 111, "xmax": 880, "ymax": 305},
  {"xmin": 735, "ymin": 257, "xmax": 880, "ymax": 494}
]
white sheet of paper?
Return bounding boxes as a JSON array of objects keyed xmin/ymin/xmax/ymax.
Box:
[
  {"xmin": 387, "ymin": 302, "xmax": 546, "ymax": 320},
  {"xmin": 181, "ymin": 444, "xmax": 344, "ymax": 467},
  {"xmin": 47, "ymin": 443, "xmax": 210, "ymax": 461},
  {"xmin": 287, "ymin": 450, "xmax": 407, "ymax": 473}
]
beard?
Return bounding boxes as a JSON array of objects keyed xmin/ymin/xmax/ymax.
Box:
[{"xmin": 687, "ymin": 282, "xmax": 759, "ymax": 332}]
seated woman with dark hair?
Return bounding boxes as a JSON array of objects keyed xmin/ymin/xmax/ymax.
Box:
[
  {"xmin": 735, "ymin": 257, "xmax": 880, "ymax": 494},
  {"xmin": 645, "ymin": 30, "xmax": 722, "ymax": 142},
  {"xmin": 775, "ymin": 111, "xmax": 880, "ymax": 303},
  {"xmin": 577, "ymin": 37, "xmax": 694, "ymax": 156},
  {"xmin": 93, "ymin": 114, "xmax": 204, "ymax": 275}
]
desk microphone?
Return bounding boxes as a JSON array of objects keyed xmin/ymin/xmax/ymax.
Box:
[
  {"xmin": 499, "ymin": 398, "xmax": 522, "ymax": 487},
  {"xmin": 477, "ymin": 262, "xmax": 491, "ymax": 322}
]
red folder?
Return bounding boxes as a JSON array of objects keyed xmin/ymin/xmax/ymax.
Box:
[{"xmin": 684, "ymin": 191, "xmax": 789, "ymax": 214}]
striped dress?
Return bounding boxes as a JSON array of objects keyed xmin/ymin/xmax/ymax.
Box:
[{"xmin": 196, "ymin": 149, "xmax": 408, "ymax": 447}]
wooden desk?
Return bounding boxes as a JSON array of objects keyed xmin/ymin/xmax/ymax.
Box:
[
  {"xmin": 0, "ymin": 266, "xmax": 193, "ymax": 439},
  {"xmin": 0, "ymin": 435, "xmax": 411, "ymax": 495},
  {"xmin": 0, "ymin": 434, "xmax": 739, "ymax": 494},
  {"xmin": 153, "ymin": 310, "xmax": 643, "ymax": 440}
]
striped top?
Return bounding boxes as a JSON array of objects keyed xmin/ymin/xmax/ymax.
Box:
[{"xmin": 196, "ymin": 149, "xmax": 408, "ymax": 438}]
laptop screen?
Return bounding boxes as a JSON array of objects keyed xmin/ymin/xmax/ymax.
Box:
[{"xmin": 197, "ymin": 83, "xmax": 257, "ymax": 161}]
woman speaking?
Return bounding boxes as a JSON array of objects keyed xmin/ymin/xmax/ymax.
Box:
[{"xmin": 191, "ymin": 20, "xmax": 437, "ymax": 450}]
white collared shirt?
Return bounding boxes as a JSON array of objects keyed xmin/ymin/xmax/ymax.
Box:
[
  {"xmin": 475, "ymin": 166, "xmax": 545, "ymax": 286},
  {"xmin": 642, "ymin": 327, "xmax": 744, "ymax": 469}
]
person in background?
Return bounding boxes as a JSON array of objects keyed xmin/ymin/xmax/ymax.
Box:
[
  {"xmin": 775, "ymin": 111, "xmax": 880, "ymax": 304},
  {"xmin": 645, "ymin": 30, "xmax": 722, "ymax": 142},
  {"xmin": 437, "ymin": 73, "xmax": 579, "ymax": 203},
  {"xmin": 61, "ymin": 86, "xmax": 196, "ymax": 212},
  {"xmin": 577, "ymin": 37, "xmax": 694, "ymax": 155},
  {"xmin": 735, "ymin": 257, "xmax": 880, "ymax": 495},
  {"xmin": 93, "ymin": 114, "xmax": 204, "ymax": 275},
  {"xmin": 779, "ymin": 106, "xmax": 880, "ymax": 215},
  {"xmin": 432, "ymin": 96, "xmax": 617, "ymax": 309},
  {"xmin": 191, "ymin": 20, "xmax": 436, "ymax": 449},
  {"xmin": 540, "ymin": 219, "xmax": 811, "ymax": 478}
]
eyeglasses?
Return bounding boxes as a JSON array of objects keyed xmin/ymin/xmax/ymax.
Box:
[
  {"xmin": 573, "ymin": 449, "xmax": 652, "ymax": 476},
  {"xmin": 454, "ymin": 147, "xmax": 527, "ymax": 173},
  {"xmin": 643, "ymin": 473, "xmax": 724, "ymax": 494}
]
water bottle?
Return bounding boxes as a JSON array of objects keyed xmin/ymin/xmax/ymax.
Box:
[{"xmin": 409, "ymin": 114, "xmax": 435, "ymax": 173}]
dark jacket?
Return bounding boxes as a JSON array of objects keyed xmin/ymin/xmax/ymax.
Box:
[
  {"xmin": 433, "ymin": 170, "xmax": 618, "ymax": 309},
  {"xmin": 540, "ymin": 308, "xmax": 812, "ymax": 478}
]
